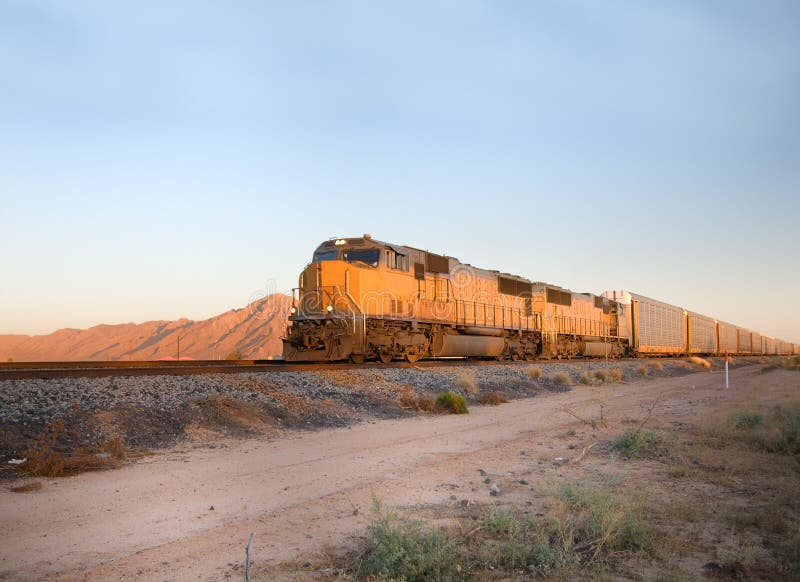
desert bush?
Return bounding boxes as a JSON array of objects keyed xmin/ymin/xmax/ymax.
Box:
[
  {"xmin": 398, "ymin": 384, "xmax": 435, "ymax": 412},
  {"xmin": 636, "ymin": 365, "xmax": 649, "ymax": 376},
  {"xmin": 688, "ymin": 356, "xmax": 712, "ymax": 369},
  {"xmin": 781, "ymin": 523, "xmax": 800, "ymax": 574},
  {"xmin": 753, "ymin": 402, "xmax": 800, "ymax": 458},
  {"xmin": 717, "ymin": 533, "xmax": 767, "ymax": 572},
  {"xmin": 609, "ymin": 368, "xmax": 622, "ymax": 381},
  {"xmin": 528, "ymin": 365, "xmax": 542, "ymax": 379},
  {"xmin": 551, "ymin": 372, "xmax": 573, "ymax": 386},
  {"xmin": 613, "ymin": 429, "xmax": 662, "ymax": 458},
  {"xmin": 648, "ymin": 361, "xmax": 664, "ymax": 371},
  {"xmin": 772, "ymin": 357, "xmax": 800, "ymax": 371},
  {"xmin": 353, "ymin": 500, "xmax": 459, "ymax": 581},
  {"xmin": 728, "ymin": 411, "xmax": 763, "ymax": 430},
  {"xmin": 476, "ymin": 509, "xmax": 563, "ymax": 574},
  {"xmin": 19, "ymin": 419, "xmax": 126, "ymax": 478},
  {"xmin": 435, "ymin": 391, "xmax": 468, "ymax": 414},
  {"xmin": 578, "ymin": 372, "xmax": 595, "ymax": 385},
  {"xmin": 478, "ymin": 392, "xmax": 508, "ymax": 406},
  {"xmin": 20, "ymin": 419, "xmax": 67, "ymax": 477},
  {"xmin": 558, "ymin": 482, "xmax": 651, "ymax": 555},
  {"xmin": 454, "ymin": 374, "xmax": 478, "ymax": 395},
  {"xmin": 347, "ymin": 482, "xmax": 653, "ymax": 581}
]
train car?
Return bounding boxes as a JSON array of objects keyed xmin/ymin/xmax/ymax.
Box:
[
  {"xmin": 283, "ymin": 235, "xmax": 625, "ymax": 362},
  {"xmin": 718, "ymin": 322, "xmax": 738, "ymax": 355},
  {"xmin": 752, "ymin": 332, "xmax": 763, "ymax": 355},
  {"xmin": 737, "ymin": 328, "xmax": 753, "ymax": 354},
  {"xmin": 602, "ymin": 291, "xmax": 685, "ymax": 355},
  {"xmin": 764, "ymin": 337, "xmax": 776, "ymax": 355},
  {"xmin": 686, "ymin": 311, "xmax": 716, "ymax": 354}
]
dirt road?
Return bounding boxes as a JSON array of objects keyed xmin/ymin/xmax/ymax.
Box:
[{"xmin": 0, "ymin": 363, "xmax": 784, "ymax": 580}]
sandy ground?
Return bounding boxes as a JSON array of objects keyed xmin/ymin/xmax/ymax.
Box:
[{"xmin": 0, "ymin": 363, "xmax": 790, "ymax": 581}]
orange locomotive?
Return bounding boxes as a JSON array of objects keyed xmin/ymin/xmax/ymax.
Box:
[{"xmin": 282, "ymin": 235, "xmax": 624, "ymax": 362}]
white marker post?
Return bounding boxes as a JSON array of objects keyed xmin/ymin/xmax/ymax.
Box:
[{"xmin": 725, "ymin": 351, "xmax": 729, "ymax": 389}]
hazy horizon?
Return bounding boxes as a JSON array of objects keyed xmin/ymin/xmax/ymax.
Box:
[{"xmin": 1, "ymin": 1, "xmax": 798, "ymax": 343}]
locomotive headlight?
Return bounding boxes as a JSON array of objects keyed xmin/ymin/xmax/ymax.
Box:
[
  {"xmin": 327, "ymin": 305, "xmax": 334, "ymax": 312},
  {"xmin": 290, "ymin": 307, "xmax": 296, "ymax": 314},
  {"xmin": 334, "ymin": 239, "xmax": 346, "ymax": 246}
]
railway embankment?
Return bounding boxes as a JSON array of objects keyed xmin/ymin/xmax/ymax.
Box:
[{"xmin": 0, "ymin": 358, "xmax": 753, "ymax": 473}]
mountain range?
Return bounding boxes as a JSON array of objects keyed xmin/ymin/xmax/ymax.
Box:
[{"xmin": 0, "ymin": 294, "xmax": 292, "ymax": 362}]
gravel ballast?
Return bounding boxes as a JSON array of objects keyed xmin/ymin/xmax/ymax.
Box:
[{"xmin": 0, "ymin": 358, "xmax": 736, "ymax": 463}]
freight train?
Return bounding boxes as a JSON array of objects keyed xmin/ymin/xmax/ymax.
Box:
[{"xmin": 282, "ymin": 235, "xmax": 798, "ymax": 362}]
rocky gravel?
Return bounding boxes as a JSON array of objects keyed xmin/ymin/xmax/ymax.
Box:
[{"xmin": 0, "ymin": 358, "xmax": 732, "ymax": 464}]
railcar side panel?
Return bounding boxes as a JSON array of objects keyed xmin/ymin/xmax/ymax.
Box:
[
  {"xmin": 687, "ymin": 312, "xmax": 716, "ymax": 354},
  {"xmin": 718, "ymin": 322, "xmax": 738, "ymax": 354}
]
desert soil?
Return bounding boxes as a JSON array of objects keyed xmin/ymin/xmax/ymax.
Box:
[{"xmin": 0, "ymin": 361, "xmax": 796, "ymax": 581}]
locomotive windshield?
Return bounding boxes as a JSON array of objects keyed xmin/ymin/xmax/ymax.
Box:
[
  {"xmin": 312, "ymin": 250, "xmax": 339, "ymax": 262},
  {"xmin": 343, "ymin": 249, "xmax": 380, "ymax": 267}
]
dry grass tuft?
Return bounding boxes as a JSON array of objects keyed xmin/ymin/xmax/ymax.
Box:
[
  {"xmin": 648, "ymin": 361, "xmax": 664, "ymax": 371},
  {"xmin": 636, "ymin": 365, "xmax": 649, "ymax": 376},
  {"xmin": 551, "ymin": 371, "xmax": 573, "ymax": 386},
  {"xmin": 454, "ymin": 374, "xmax": 479, "ymax": 395},
  {"xmin": 397, "ymin": 384, "xmax": 435, "ymax": 413},
  {"xmin": 19, "ymin": 419, "xmax": 127, "ymax": 477},
  {"xmin": 688, "ymin": 356, "xmax": 712, "ymax": 369},
  {"xmin": 11, "ymin": 481, "xmax": 43, "ymax": 493},
  {"xmin": 528, "ymin": 365, "xmax": 542, "ymax": 380},
  {"xmin": 578, "ymin": 372, "xmax": 595, "ymax": 385},
  {"xmin": 478, "ymin": 392, "xmax": 508, "ymax": 406}
]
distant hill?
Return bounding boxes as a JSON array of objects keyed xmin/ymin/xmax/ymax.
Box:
[{"xmin": 0, "ymin": 294, "xmax": 292, "ymax": 362}]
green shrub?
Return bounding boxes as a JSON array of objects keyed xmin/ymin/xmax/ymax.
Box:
[
  {"xmin": 354, "ymin": 501, "xmax": 460, "ymax": 581},
  {"xmin": 728, "ymin": 411, "xmax": 763, "ymax": 430},
  {"xmin": 559, "ymin": 482, "xmax": 651, "ymax": 554},
  {"xmin": 482, "ymin": 507, "xmax": 520, "ymax": 536},
  {"xmin": 613, "ymin": 429, "xmax": 662, "ymax": 458},
  {"xmin": 477, "ymin": 508, "xmax": 563, "ymax": 574},
  {"xmin": 435, "ymin": 391, "xmax": 468, "ymax": 414}
]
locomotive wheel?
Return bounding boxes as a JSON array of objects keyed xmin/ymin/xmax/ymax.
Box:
[
  {"xmin": 378, "ymin": 351, "xmax": 393, "ymax": 364},
  {"xmin": 405, "ymin": 351, "xmax": 423, "ymax": 363},
  {"xmin": 349, "ymin": 353, "xmax": 365, "ymax": 364}
]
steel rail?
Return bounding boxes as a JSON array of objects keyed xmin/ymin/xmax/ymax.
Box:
[{"xmin": 0, "ymin": 357, "xmax": 645, "ymax": 381}]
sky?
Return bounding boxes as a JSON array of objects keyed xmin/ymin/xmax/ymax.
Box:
[{"xmin": 1, "ymin": 1, "xmax": 798, "ymax": 342}]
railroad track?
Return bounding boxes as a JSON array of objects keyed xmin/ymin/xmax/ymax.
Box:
[{"xmin": 0, "ymin": 357, "xmax": 636, "ymax": 381}]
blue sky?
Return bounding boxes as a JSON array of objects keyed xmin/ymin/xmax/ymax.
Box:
[{"xmin": 1, "ymin": 1, "xmax": 798, "ymax": 342}]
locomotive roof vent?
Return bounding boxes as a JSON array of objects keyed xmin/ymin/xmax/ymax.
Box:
[{"xmin": 363, "ymin": 233, "xmax": 372, "ymax": 239}]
